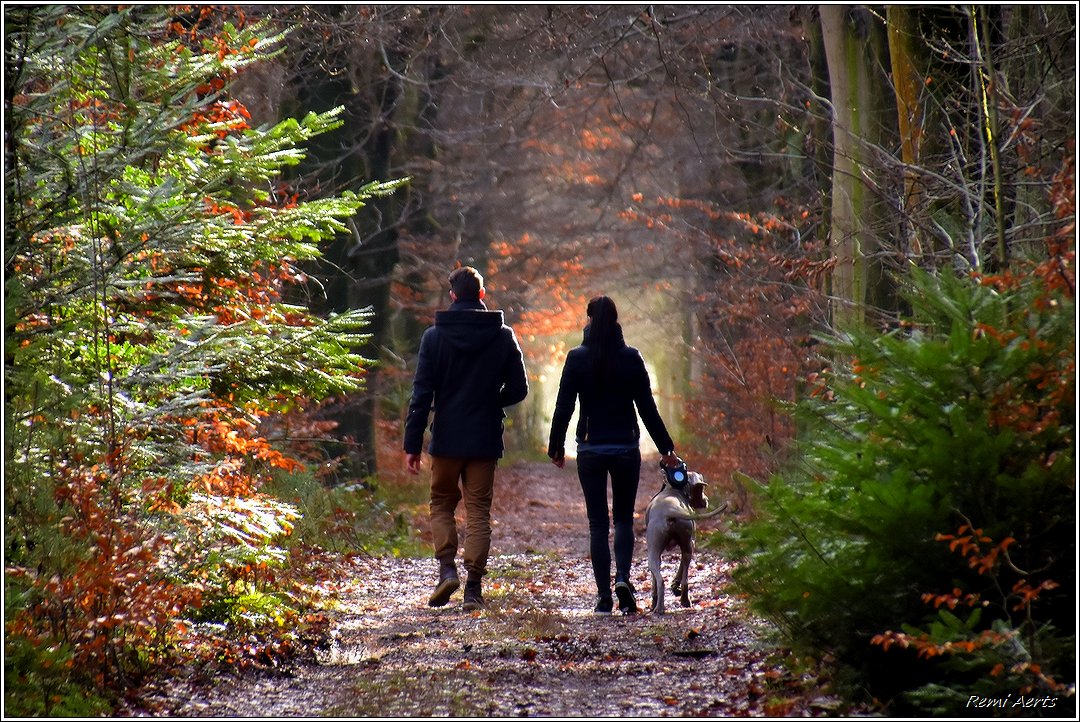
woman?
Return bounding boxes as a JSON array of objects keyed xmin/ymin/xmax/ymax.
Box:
[{"xmin": 547, "ymin": 296, "xmax": 679, "ymax": 614}]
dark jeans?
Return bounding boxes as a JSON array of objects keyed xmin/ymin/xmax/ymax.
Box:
[{"xmin": 576, "ymin": 449, "xmax": 641, "ymax": 597}]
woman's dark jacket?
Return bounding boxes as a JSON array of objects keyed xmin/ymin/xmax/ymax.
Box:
[
  {"xmin": 404, "ymin": 299, "xmax": 529, "ymax": 459},
  {"xmin": 547, "ymin": 325, "xmax": 674, "ymax": 459}
]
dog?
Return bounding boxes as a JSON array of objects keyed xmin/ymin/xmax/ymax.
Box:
[{"xmin": 644, "ymin": 468, "xmax": 726, "ymax": 615}]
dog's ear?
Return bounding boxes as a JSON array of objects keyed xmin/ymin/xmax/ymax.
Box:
[{"xmin": 689, "ymin": 477, "xmax": 708, "ymax": 510}]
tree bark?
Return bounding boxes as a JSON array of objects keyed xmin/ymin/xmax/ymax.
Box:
[
  {"xmin": 886, "ymin": 5, "xmax": 927, "ymax": 261},
  {"xmin": 285, "ymin": 9, "xmax": 441, "ymax": 478},
  {"xmin": 819, "ymin": 5, "xmax": 898, "ymax": 328}
]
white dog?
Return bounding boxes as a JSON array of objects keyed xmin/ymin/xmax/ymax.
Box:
[{"xmin": 644, "ymin": 471, "xmax": 726, "ymax": 615}]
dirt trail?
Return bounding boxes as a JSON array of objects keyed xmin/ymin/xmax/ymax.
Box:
[{"xmin": 137, "ymin": 461, "xmax": 842, "ymax": 717}]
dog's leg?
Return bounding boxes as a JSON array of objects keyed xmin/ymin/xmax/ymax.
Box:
[
  {"xmin": 670, "ymin": 528, "xmax": 687, "ymax": 596},
  {"xmin": 648, "ymin": 542, "xmax": 665, "ymax": 615},
  {"xmin": 675, "ymin": 536, "xmax": 693, "ymax": 608}
]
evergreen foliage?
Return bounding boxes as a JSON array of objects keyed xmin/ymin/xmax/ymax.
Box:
[
  {"xmin": 723, "ymin": 263, "xmax": 1074, "ymax": 714},
  {"xmin": 4, "ymin": 5, "xmax": 403, "ymax": 712}
]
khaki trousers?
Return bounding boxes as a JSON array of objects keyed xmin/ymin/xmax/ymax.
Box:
[{"xmin": 429, "ymin": 456, "xmax": 497, "ymax": 581}]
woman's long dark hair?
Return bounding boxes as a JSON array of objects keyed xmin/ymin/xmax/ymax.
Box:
[{"xmin": 585, "ymin": 296, "xmax": 622, "ymax": 382}]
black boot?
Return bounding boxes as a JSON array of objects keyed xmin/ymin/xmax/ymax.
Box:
[
  {"xmin": 462, "ymin": 580, "xmax": 484, "ymax": 611},
  {"xmin": 614, "ymin": 578, "xmax": 638, "ymax": 615},
  {"xmin": 428, "ymin": 560, "xmax": 460, "ymax": 607}
]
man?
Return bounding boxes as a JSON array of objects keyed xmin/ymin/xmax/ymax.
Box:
[{"xmin": 403, "ymin": 266, "xmax": 528, "ymax": 611}]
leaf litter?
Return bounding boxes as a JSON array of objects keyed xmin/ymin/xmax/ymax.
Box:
[{"xmin": 123, "ymin": 461, "xmax": 859, "ymax": 717}]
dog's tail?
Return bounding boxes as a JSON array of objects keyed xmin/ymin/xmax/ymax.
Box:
[{"xmin": 667, "ymin": 502, "xmax": 728, "ymax": 521}]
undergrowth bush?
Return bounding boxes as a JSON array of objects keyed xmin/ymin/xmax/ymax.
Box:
[
  {"xmin": 722, "ymin": 258, "xmax": 1074, "ymax": 715},
  {"xmin": 264, "ymin": 468, "xmax": 427, "ymax": 558}
]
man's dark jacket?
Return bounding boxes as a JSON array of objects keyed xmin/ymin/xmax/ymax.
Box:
[
  {"xmin": 404, "ymin": 299, "xmax": 528, "ymax": 459},
  {"xmin": 547, "ymin": 325, "xmax": 674, "ymax": 458}
]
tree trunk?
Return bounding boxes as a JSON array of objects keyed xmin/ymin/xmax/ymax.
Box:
[
  {"xmin": 886, "ymin": 5, "xmax": 927, "ymax": 260},
  {"xmin": 819, "ymin": 5, "xmax": 898, "ymax": 328},
  {"xmin": 803, "ymin": 6, "xmax": 834, "ymax": 193},
  {"xmin": 288, "ymin": 11, "xmax": 441, "ymax": 479}
]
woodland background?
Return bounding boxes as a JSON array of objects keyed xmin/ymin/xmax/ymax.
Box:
[{"xmin": 4, "ymin": 4, "xmax": 1075, "ymax": 717}]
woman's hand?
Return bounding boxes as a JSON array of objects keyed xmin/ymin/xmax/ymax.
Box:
[
  {"xmin": 660, "ymin": 451, "xmax": 681, "ymax": 468},
  {"xmin": 550, "ymin": 451, "xmax": 566, "ymax": 469}
]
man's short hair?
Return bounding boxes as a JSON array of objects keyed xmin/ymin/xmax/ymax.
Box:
[{"xmin": 448, "ymin": 266, "xmax": 483, "ymax": 300}]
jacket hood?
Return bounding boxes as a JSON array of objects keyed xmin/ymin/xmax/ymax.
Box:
[{"xmin": 435, "ymin": 301, "xmax": 506, "ymax": 353}]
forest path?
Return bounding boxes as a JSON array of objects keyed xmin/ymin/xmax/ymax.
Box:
[{"xmin": 141, "ymin": 460, "xmax": 841, "ymax": 717}]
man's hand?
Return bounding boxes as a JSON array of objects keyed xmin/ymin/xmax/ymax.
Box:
[
  {"xmin": 550, "ymin": 451, "xmax": 565, "ymax": 469},
  {"xmin": 661, "ymin": 451, "xmax": 681, "ymax": 468},
  {"xmin": 406, "ymin": 452, "xmax": 423, "ymax": 475}
]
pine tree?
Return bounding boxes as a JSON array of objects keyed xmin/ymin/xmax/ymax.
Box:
[
  {"xmin": 724, "ymin": 256, "xmax": 1074, "ymax": 712},
  {"xmin": 4, "ymin": 6, "xmax": 404, "ymax": 711}
]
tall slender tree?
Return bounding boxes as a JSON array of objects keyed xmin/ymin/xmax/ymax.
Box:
[
  {"xmin": 231, "ymin": 6, "xmax": 451, "ymax": 476},
  {"xmin": 818, "ymin": 5, "xmax": 899, "ymax": 327}
]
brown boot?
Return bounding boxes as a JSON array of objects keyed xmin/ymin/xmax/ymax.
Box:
[
  {"xmin": 427, "ymin": 561, "xmax": 459, "ymax": 607},
  {"xmin": 461, "ymin": 580, "xmax": 484, "ymax": 611}
]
